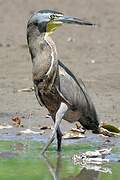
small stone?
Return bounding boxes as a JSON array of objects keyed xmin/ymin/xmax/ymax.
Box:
[
  {"xmin": 91, "ymin": 59, "xmax": 95, "ymax": 64},
  {"xmin": 67, "ymin": 37, "xmax": 73, "ymax": 42}
]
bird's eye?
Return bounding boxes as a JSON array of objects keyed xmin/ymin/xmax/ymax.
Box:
[{"xmin": 50, "ymin": 14, "xmax": 56, "ymax": 20}]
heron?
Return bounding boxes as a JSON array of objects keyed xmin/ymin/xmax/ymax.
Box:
[{"xmin": 27, "ymin": 10, "xmax": 99, "ymax": 154}]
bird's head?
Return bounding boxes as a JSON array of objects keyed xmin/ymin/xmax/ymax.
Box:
[{"xmin": 27, "ymin": 10, "xmax": 95, "ymax": 34}]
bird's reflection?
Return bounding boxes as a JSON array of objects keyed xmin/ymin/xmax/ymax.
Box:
[
  {"xmin": 42, "ymin": 153, "xmax": 99, "ymax": 180},
  {"xmin": 43, "ymin": 153, "xmax": 61, "ymax": 180}
]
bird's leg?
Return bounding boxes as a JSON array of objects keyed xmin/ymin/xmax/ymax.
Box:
[
  {"xmin": 52, "ymin": 116, "xmax": 62, "ymax": 152},
  {"xmin": 41, "ymin": 102, "xmax": 68, "ymax": 155},
  {"xmin": 56, "ymin": 127, "xmax": 62, "ymax": 152}
]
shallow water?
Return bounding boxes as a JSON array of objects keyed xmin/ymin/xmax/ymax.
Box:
[{"xmin": 0, "ymin": 139, "xmax": 120, "ymax": 180}]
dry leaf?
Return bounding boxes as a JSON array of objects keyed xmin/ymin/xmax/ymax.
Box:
[
  {"xmin": 75, "ymin": 122, "xmax": 86, "ymax": 133},
  {"xmin": 12, "ymin": 116, "xmax": 23, "ymax": 127},
  {"xmin": 63, "ymin": 129, "xmax": 85, "ymax": 139}
]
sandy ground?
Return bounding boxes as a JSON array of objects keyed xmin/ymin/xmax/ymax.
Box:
[{"xmin": 0, "ymin": 0, "xmax": 120, "ymax": 136}]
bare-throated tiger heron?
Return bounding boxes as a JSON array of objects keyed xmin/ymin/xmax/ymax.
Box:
[{"xmin": 27, "ymin": 10, "xmax": 99, "ymax": 154}]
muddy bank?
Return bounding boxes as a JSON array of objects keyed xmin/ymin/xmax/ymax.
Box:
[{"xmin": 0, "ymin": 0, "xmax": 120, "ymax": 138}]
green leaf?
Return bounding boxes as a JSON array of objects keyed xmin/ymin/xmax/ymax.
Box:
[{"xmin": 101, "ymin": 123, "xmax": 120, "ymax": 133}]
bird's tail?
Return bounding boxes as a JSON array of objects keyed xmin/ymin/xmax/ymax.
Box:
[{"xmin": 78, "ymin": 99, "xmax": 100, "ymax": 134}]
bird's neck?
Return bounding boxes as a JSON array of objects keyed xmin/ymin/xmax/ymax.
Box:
[
  {"xmin": 27, "ymin": 26, "xmax": 58, "ymax": 81},
  {"xmin": 44, "ymin": 33, "xmax": 58, "ymax": 76}
]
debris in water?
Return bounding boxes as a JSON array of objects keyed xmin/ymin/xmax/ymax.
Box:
[
  {"xmin": 80, "ymin": 148, "xmax": 111, "ymax": 159},
  {"xmin": 20, "ymin": 128, "xmax": 44, "ymax": 135},
  {"xmin": 82, "ymin": 164, "xmax": 112, "ymax": 174},
  {"xmin": 11, "ymin": 143, "xmax": 28, "ymax": 151},
  {"xmin": 72, "ymin": 148, "xmax": 111, "ymax": 166}
]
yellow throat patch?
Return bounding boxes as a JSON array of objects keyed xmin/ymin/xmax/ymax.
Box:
[{"xmin": 47, "ymin": 21, "xmax": 62, "ymax": 33}]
